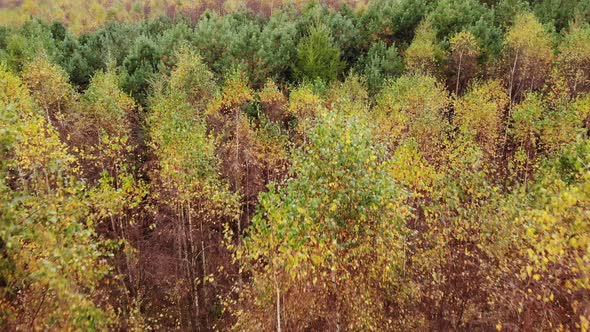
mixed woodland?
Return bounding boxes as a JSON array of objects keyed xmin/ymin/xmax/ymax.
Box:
[{"xmin": 1, "ymin": 0, "xmax": 590, "ymax": 330}]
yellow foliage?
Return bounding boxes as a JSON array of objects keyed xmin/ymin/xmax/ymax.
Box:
[
  {"xmin": 259, "ymin": 79, "xmax": 287, "ymax": 122},
  {"xmin": 557, "ymin": 24, "xmax": 590, "ymax": 95},
  {"xmin": 21, "ymin": 55, "xmax": 76, "ymax": 123},
  {"xmin": 374, "ymin": 74, "xmax": 449, "ymax": 161},
  {"xmin": 454, "ymin": 80, "xmax": 508, "ymax": 160},
  {"xmin": 505, "ymin": 13, "xmax": 553, "ymax": 63},
  {"xmin": 405, "ymin": 20, "xmax": 445, "ymax": 75},
  {"xmin": 1, "ymin": 65, "xmax": 114, "ymax": 330}
]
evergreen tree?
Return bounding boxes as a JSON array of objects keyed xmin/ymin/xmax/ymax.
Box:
[{"xmin": 293, "ymin": 23, "xmax": 344, "ymax": 83}]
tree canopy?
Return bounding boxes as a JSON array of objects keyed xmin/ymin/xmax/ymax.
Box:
[{"xmin": 1, "ymin": 1, "xmax": 590, "ymax": 330}]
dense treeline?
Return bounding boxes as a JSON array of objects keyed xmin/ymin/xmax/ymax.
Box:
[{"xmin": 1, "ymin": 0, "xmax": 590, "ymax": 331}]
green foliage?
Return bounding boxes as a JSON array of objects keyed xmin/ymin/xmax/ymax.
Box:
[
  {"xmin": 356, "ymin": 41, "xmax": 404, "ymax": 94},
  {"xmin": 533, "ymin": 0, "xmax": 590, "ymax": 33},
  {"xmin": 192, "ymin": 11, "xmax": 263, "ymax": 82},
  {"xmin": 428, "ymin": 0, "xmax": 498, "ymax": 51},
  {"xmin": 0, "ymin": 19, "xmax": 58, "ymax": 72},
  {"xmin": 405, "ymin": 20, "xmax": 446, "ymax": 75},
  {"xmin": 1, "ymin": 2, "xmax": 590, "ymax": 330},
  {"xmin": 557, "ymin": 23, "xmax": 590, "ymax": 94},
  {"xmin": 322, "ymin": 5, "xmax": 363, "ymax": 66},
  {"xmin": 0, "ymin": 64, "xmax": 113, "ymax": 331},
  {"xmin": 76, "ymin": 22, "xmax": 140, "ymax": 85},
  {"xmin": 234, "ymin": 111, "xmax": 408, "ymax": 330},
  {"xmin": 169, "ymin": 46, "xmax": 217, "ymax": 110},
  {"xmin": 454, "ymin": 80, "xmax": 508, "ymax": 159},
  {"xmin": 374, "ymin": 74, "xmax": 450, "ymax": 161},
  {"xmin": 494, "ymin": 0, "xmax": 531, "ymax": 29},
  {"xmin": 293, "ymin": 23, "xmax": 345, "ymax": 83},
  {"xmin": 360, "ymin": 0, "xmax": 430, "ymax": 45},
  {"xmin": 503, "ymin": 12, "xmax": 554, "ymax": 101},
  {"xmin": 122, "ymin": 35, "xmax": 162, "ymax": 105},
  {"xmin": 255, "ymin": 10, "xmax": 298, "ymax": 83}
]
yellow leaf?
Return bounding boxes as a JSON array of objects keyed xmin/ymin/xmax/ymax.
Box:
[
  {"xmin": 526, "ymin": 265, "xmax": 533, "ymax": 277},
  {"xmin": 311, "ymin": 254, "xmax": 322, "ymax": 265}
]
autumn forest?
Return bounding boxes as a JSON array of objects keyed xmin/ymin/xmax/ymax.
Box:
[{"xmin": 1, "ymin": 0, "xmax": 590, "ymax": 331}]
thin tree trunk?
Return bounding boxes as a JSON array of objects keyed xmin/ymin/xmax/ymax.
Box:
[
  {"xmin": 509, "ymin": 49, "xmax": 520, "ymax": 107},
  {"xmin": 111, "ymin": 216, "xmax": 131, "ymax": 303},
  {"xmin": 331, "ymin": 270, "xmax": 341, "ymax": 332},
  {"xmin": 118, "ymin": 215, "xmax": 135, "ymax": 296},
  {"xmin": 30, "ymin": 288, "xmax": 48, "ymax": 329},
  {"xmin": 176, "ymin": 204, "xmax": 184, "ymax": 329},
  {"xmin": 504, "ymin": 49, "xmax": 520, "ymax": 162},
  {"xmin": 200, "ymin": 212, "xmax": 208, "ymax": 328},
  {"xmin": 275, "ymin": 276, "xmax": 281, "ymax": 332},
  {"xmin": 455, "ymin": 51, "xmax": 463, "ymax": 96},
  {"xmin": 45, "ymin": 106, "xmax": 52, "ymax": 127},
  {"xmin": 234, "ymin": 111, "xmax": 243, "ymax": 286},
  {"xmin": 182, "ymin": 203, "xmax": 199, "ymax": 332}
]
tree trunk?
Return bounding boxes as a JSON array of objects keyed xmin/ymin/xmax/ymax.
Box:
[
  {"xmin": 509, "ymin": 49, "xmax": 520, "ymax": 106},
  {"xmin": 276, "ymin": 278, "xmax": 282, "ymax": 332},
  {"xmin": 455, "ymin": 51, "xmax": 463, "ymax": 96}
]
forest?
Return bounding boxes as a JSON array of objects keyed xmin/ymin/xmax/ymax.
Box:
[{"xmin": 1, "ymin": 0, "xmax": 590, "ymax": 331}]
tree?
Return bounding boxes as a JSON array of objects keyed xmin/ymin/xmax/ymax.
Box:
[
  {"xmin": 356, "ymin": 41, "xmax": 404, "ymax": 95},
  {"xmin": 454, "ymin": 80, "xmax": 508, "ymax": 161},
  {"xmin": 206, "ymin": 71, "xmax": 284, "ymax": 282},
  {"xmin": 326, "ymin": 73, "xmax": 370, "ymax": 115},
  {"xmin": 255, "ymin": 10, "xmax": 298, "ymax": 83},
  {"xmin": 427, "ymin": 0, "xmax": 498, "ymax": 53},
  {"xmin": 494, "ymin": 0, "xmax": 531, "ymax": 29},
  {"xmin": 359, "ymin": 0, "xmax": 430, "ymax": 46},
  {"xmin": 232, "ymin": 111, "xmax": 409, "ymax": 331},
  {"xmin": 169, "ymin": 45, "xmax": 217, "ymax": 110},
  {"xmin": 0, "ymin": 63, "xmax": 114, "ymax": 331},
  {"xmin": 557, "ymin": 23, "xmax": 590, "ymax": 95},
  {"xmin": 77, "ymin": 21, "xmax": 140, "ymax": 87},
  {"xmin": 147, "ymin": 82, "xmax": 239, "ymax": 330},
  {"xmin": 192, "ymin": 11, "xmax": 262, "ymax": 83},
  {"xmin": 503, "ymin": 12, "xmax": 553, "ymax": 103},
  {"xmin": 287, "ymin": 83, "xmax": 325, "ymax": 140},
  {"xmin": 21, "ymin": 55, "xmax": 76, "ymax": 128},
  {"xmin": 259, "ymin": 79, "xmax": 288, "ymax": 123},
  {"xmin": 397, "ymin": 141, "xmax": 506, "ymax": 330},
  {"xmin": 2, "ymin": 5, "xmax": 590, "ymax": 330},
  {"xmin": 405, "ymin": 20, "xmax": 446, "ymax": 76},
  {"xmin": 540, "ymin": 73, "xmax": 588, "ymax": 154},
  {"xmin": 122, "ymin": 35, "xmax": 162, "ymax": 105},
  {"xmin": 449, "ymin": 31, "xmax": 480, "ymax": 95},
  {"xmin": 508, "ymin": 93, "xmax": 546, "ymax": 184},
  {"xmin": 323, "ymin": 5, "xmax": 362, "ymax": 66},
  {"xmin": 533, "ymin": 0, "xmax": 589, "ymax": 33},
  {"xmin": 79, "ymin": 69, "xmax": 135, "ymax": 138},
  {"xmin": 0, "ymin": 19, "xmax": 58, "ymax": 72},
  {"xmin": 373, "ymin": 74, "xmax": 450, "ymax": 162},
  {"xmin": 292, "ymin": 23, "xmax": 344, "ymax": 83},
  {"xmin": 491, "ymin": 139, "xmax": 590, "ymax": 330}
]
